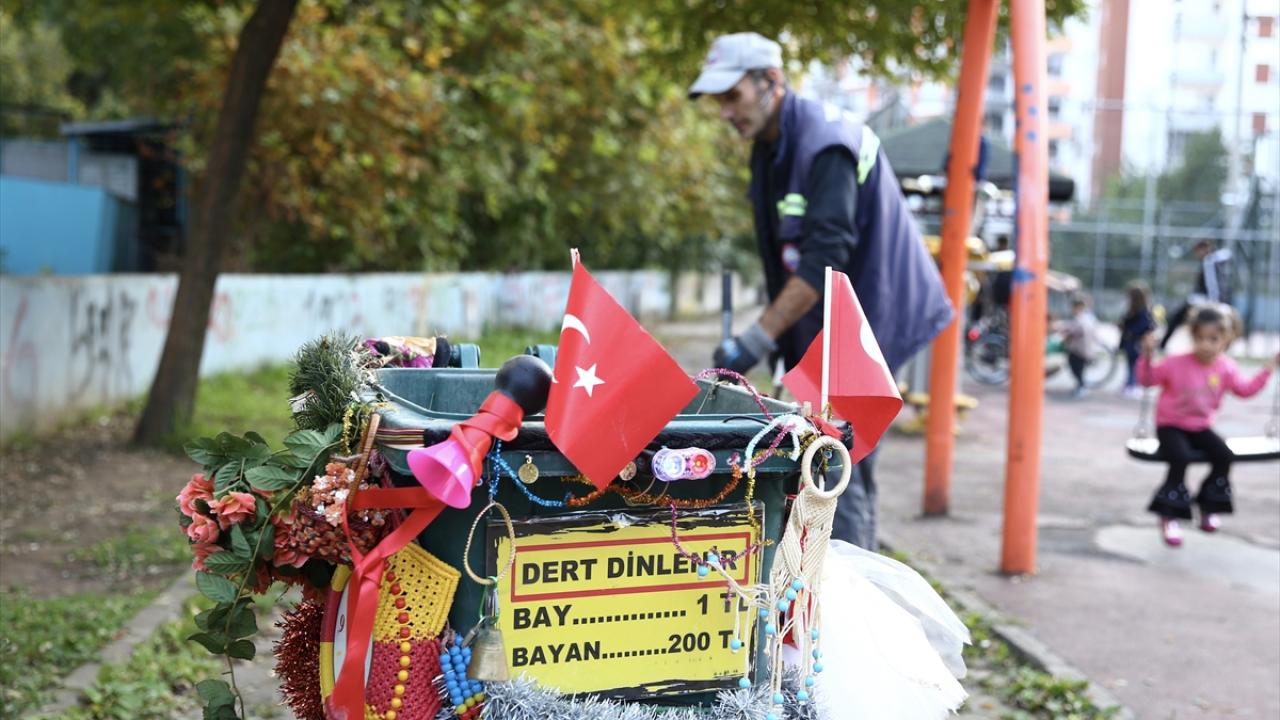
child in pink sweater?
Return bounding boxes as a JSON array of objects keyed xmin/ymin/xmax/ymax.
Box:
[{"xmin": 1138, "ymin": 306, "xmax": 1277, "ymax": 547}]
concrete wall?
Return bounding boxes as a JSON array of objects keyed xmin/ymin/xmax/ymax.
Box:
[{"xmin": 0, "ymin": 271, "xmax": 743, "ymax": 439}]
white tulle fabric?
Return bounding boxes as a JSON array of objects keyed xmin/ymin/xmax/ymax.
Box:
[{"xmin": 783, "ymin": 540, "xmax": 970, "ymax": 719}]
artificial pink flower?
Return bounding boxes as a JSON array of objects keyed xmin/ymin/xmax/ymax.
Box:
[
  {"xmin": 209, "ymin": 491, "xmax": 257, "ymax": 530},
  {"xmin": 186, "ymin": 513, "xmax": 221, "ymax": 544},
  {"xmin": 190, "ymin": 541, "xmax": 220, "ymax": 571},
  {"xmin": 176, "ymin": 473, "xmax": 214, "ymax": 518}
]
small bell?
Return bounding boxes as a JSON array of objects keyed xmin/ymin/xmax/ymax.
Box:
[
  {"xmin": 465, "ymin": 624, "xmax": 510, "ymax": 682},
  {"xmin": 462, "ymin": 584, "xmax": 509, "ymax": 682}
]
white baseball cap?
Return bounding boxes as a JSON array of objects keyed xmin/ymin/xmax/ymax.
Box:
[{"xmin": 688, "ymin": 32, "xmax": 783, "ymax": 98}]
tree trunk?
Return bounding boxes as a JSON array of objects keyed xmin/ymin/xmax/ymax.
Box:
[{"xmin": 134, "ymin": 0, "xmax": 298, "ymax": 446}]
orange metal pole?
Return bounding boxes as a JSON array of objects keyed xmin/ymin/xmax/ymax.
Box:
[
  {"xmin": 1002, "ymin": 0, "xmax": 1051, "ymax": 574},
  {"xmin": 924, "ymin": 0, "xmax": 1000, "ymax": 516}
]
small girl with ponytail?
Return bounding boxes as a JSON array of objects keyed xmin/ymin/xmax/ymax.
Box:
[{"xmin": 1138, "ymin": 305, "xmax": 1277, "ymax": 547}]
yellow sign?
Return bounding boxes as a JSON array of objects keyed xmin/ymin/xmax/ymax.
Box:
[{"xmin": 488, "ymin": 503, "xmax": 762, "ymax": 698}]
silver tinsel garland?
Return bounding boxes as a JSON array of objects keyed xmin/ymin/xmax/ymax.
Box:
[{"xmin": 434, "ymin": 672, "xmax": 824, "ymax": 720}]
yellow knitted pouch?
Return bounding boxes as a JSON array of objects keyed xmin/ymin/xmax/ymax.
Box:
[{"xmin": 374, "ymin": 541, "xmax": 460, "ymax": 643}]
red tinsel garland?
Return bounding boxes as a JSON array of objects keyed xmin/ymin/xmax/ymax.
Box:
[{"xmin": 275, "ymin": 600, "xmax": 326, "ymax": 720}]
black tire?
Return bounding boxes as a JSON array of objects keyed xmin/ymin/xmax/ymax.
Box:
[
  {"xmin": 1083, "ymin": 347, "xmax": 1120, "ymax": 389},
  {"xmin": 966, "ymin": 332, "xmax": 1010, "ymax": 385}
]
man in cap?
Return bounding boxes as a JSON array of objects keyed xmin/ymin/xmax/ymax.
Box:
[
  {"xmin": 1159, "ymin": 239, "xmax": 1234, "ymax": 350},
  {"xmin": 692, "ymin": 32, "xmax": 953, "ymax": 549}
]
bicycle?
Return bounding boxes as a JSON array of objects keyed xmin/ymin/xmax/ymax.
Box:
[{"xmin": 964, "ymin": 309, "xmax": 1120, "ymax": 388}]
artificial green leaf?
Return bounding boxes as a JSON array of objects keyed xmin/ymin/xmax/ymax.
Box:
[
  {"xmin": 195, "ymin": 679, "xmax": 236, "ymax": 708},
  {"xmin": 185, "ymin": 437, "xmax": 225, "ymax": 467},
  {"xmin": 188, "ymin": 631, "xmax": 229, "ymax": 655},
  {"xmin": 194, "ymin": 608, "xmax": 215, "ymax": 632},
  {"xmin": 245, "ymin": 465, "xmax": 296, "ymax": 492},
  {"xmin": 258, "ymin": 524, "xmax": 275, "ymax": 558},
  {"xmin": 196, "ymin": 571, "xmax": 239, "ymax": 603},
  {"xmin": 323, "ymin": 423, "xmax": 343, "ymax": 443},
  {"xmin": 213, "ymin": 461, "xmax": 241, "ymax": 494},
  {"xmin": 283, "ymin": 429, "xmax": 327, "ymax": 454},
  {"xmin": 203, "ymin": 551, "xmax": 252, "ymax": 575},
  {"xmin": 230, "ymin": 525, "xmax": 252, "ymax": 558},
  {"xmin": 241, "ymin": 443, "xmax": 273, "ymax": 462},
  {"xmin": 277, "ymin": 452, "xmax": 315, "ymax": 469},
  {"xmin": 216, "ymin": 432, "xmax": 253, "ymax": 458},
  {"xmin": 227, "ymin": 639, "xmax": 256, "ymax": 660},
  {"xmin": 204, "ymin": 703, "xmax": 240, "ymax": 720},
  {"xmin": 227, "ymin": 605, "xmax": 258, "ymax": 640}
]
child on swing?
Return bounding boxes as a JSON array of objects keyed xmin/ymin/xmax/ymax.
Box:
[{"xmin": 1138, "ymin": 305, "xmax": 1277, "ymax": 547}]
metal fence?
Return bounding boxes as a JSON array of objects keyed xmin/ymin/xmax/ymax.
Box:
[{"xmin": 1048, "ymin": 197, "xmax": 1280, "ymax": 332}]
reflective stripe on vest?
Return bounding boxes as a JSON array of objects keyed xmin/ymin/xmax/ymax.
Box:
[
  {"xmin": 858, "ymin": 125, "xmax": 880, "ymax": 184},
  {"xmin": 774, "ymin": 127, "xmax": 879, "ymax": 220},
  {"xmin": 777, "ymin": 192, "xmax": 807, "ymax": 217}
]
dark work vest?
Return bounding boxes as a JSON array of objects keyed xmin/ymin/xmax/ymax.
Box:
[{"xmin": 748, "ymin": 93, "xmax": 953, "ymax": 372}]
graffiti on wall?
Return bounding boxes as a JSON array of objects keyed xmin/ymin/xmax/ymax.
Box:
[
  {"xmin": 0, "ymin": 271, "xmax": 683, "ymax": 439},
  {"xmin": 68, "ymin": 286, "xmax": 139, "ymax": 406},
  {"xmin": 146, "ymin": 285, "xmax": 236, "ymax": 344},
  {"xmin": 1, "ymin": 297, "xmax": 39, "ymax": 427}
]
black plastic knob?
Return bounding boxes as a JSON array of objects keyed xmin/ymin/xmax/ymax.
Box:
[{"xmin": 495, "ymin": 355, "xmax": 553, "ymax": 416}]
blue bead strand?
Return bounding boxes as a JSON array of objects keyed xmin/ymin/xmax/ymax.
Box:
[{"xmin": 491, "ymin": 441, "xmax": 566, "ymax": 507}]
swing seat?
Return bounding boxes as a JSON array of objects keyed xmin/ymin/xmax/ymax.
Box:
[{"xmin": 1126, "ymin": 435, "xmax": 1280, "ymax": 463}]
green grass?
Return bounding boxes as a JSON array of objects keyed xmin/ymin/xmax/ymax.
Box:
[
  {"xmin": 3, "ymin": 328, "xmax": 566, "ymax": 717},
  {"xmin": 121, "ymin": 364, "xmax": 297, "ymax": 452},
  {"xmin": 0, "ymin": 589, "xmax": 160, "ymax": 716},
  {"xmin": 31, "ymin": 596, "xmax": 223, "ymax": 720},
  {"xmin": 66, "ymin": 525, "xmax": 191, "ymax": 579},
  {"xmin": 472, "ymin": 328, "xmax": 562, "ymax": 368},
  {"xmin": 185, "ymin": 364, "xmax": 297, "ymax": 448},
  {"xmin": 170, "ymin": 331, "xmax": 563, "ymax": 450},
  {"xmin": 962, "ymin": 611, "xmax": 1119, "ymax": 719},
  {"xmin": 880, "ymin": 548, "xmax": 1119, "ymax": 720}
]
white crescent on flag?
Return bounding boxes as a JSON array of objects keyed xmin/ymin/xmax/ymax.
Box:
[{"xmin": 561, "ymin": 313, "xmax": 591, "ymax": 344}]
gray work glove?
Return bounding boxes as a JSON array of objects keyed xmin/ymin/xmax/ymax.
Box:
[{"xmin": 713, "ymin": 322, "xmax": 776, "ymax": 375}]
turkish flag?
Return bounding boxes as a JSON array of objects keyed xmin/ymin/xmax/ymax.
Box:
[
  {"xmin": 782, "ymin": 269, "xmax": 903, "ymax": 463},
  {"xmin": 545, "ymin": 257, "xmax": 698, "ymax": 490}
]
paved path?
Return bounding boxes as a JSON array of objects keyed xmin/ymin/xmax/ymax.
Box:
[
  {"xmin": 661, "ymin": 312, "xmax": 1280, "ymax": 720},
  {"xmin": 875, "ymin": 375, "xmax": 1279, "ymax": 720}
]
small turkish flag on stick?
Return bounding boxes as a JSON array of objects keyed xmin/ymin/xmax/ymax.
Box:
[
  {"xmin": 782, "ymin": 268, "xmax": 903, "ymax": 463},
  {"xmin": 545, "ymin": 251, "xmax": 698, "ymax": 490}
]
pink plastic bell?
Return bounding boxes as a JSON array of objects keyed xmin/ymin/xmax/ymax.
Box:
[{"xmin": 406, "ymin": 441, "xmax": 477, "ymax": 509}]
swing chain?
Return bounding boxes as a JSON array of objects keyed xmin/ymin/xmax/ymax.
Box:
[
  {"xmin": 1133, "ymin": 387, "xmax": 1155, "ymax": 439},
  {"xmin": 1266, "ymin": 376, "xmax": 1280, "ymax": 439}
]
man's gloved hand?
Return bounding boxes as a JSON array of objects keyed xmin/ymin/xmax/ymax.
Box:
[{"xmin": 713, "ymin": 323, "xmax": 776, "ymax": 375}]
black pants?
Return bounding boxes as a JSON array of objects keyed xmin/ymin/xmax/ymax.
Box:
[
  {"xmin": 1147, "ymin": 426, "xmax": 1235, "ymax": 519},
  {"xmin": 1067, "ymin": 352, "xmax": 1087, "ymax": 388},
  {"xmin": 1160, "ymin": 303, "xmax": 1191, "ymax": 350},
  {"xmin": 1123, "ymin": 347, "xmax": 1141, "ymax": 389},
  {"xmin": 831, "ymin": 449, "xmax": 878, "ymax": 550}
]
